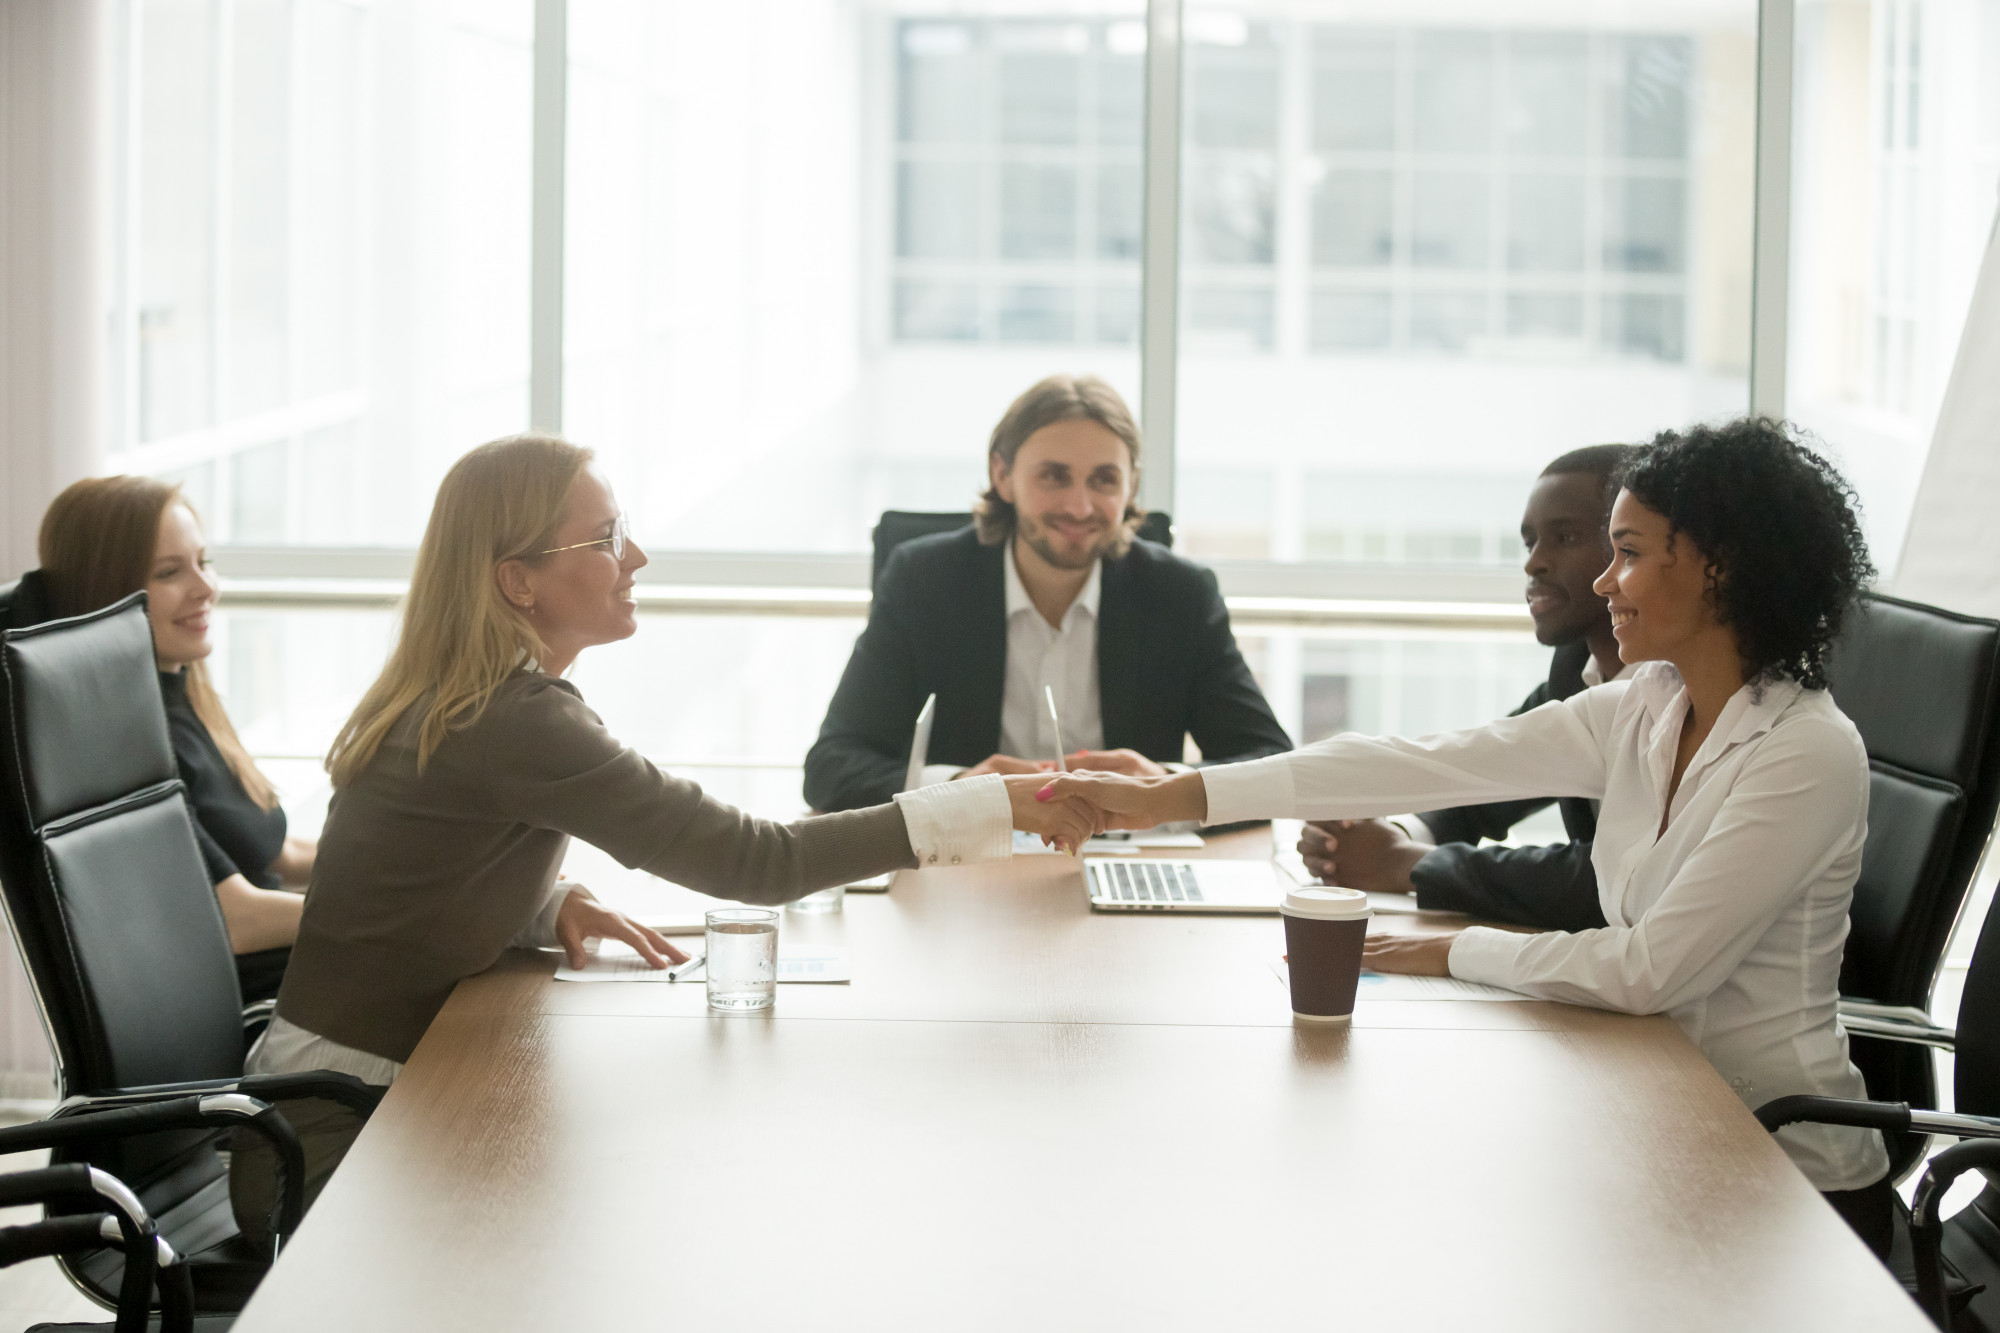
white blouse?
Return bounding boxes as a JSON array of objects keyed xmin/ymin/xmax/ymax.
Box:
[{"xmin": 1204, "ymin": 662, "xmax": 1887, "ymax": 1192}]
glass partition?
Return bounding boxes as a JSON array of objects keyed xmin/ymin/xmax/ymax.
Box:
[{"xmin": 1171, "ymin": 2, "xmax": 1759, "ymax": 564}]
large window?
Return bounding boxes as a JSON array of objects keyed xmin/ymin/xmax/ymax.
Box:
[
  {"xmin": 110, "ymin": 0, "xmax": 536, "ymax": 547},
  {"xmin": 1787, "ymin": 0, "xmax": 2000, "ymax": 571},
  {"xmin": 103, "ymin": 0, "xmax": 1999, "ymax": 572},
  {"xmin": 90, "ymin": 0, "xmax": 2000, "ymax": 799},
  {"xmin": 892, "ymin": 17, "xmax": 1146, "ymax": 347},
  {"xmin": 1166, "ymin": 6, "xmax": 1755, "ymax": 565}
]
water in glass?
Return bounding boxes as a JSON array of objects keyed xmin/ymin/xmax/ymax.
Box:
[{"xmin": 705, "ymin": 909, "xmax": 778, "ymax": 1011}]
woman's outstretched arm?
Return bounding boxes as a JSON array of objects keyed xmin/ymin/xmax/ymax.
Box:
[{"xmin": 1039, "ymin": 684, "xmax": 1622, "ymax": 831}]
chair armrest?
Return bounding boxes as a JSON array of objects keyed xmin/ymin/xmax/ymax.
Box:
[
  {"xmin": 1910, "ymin": 1140, "xmax": 2000, "ymax": 1327},
  {"xmin": 1839, "ymin": 999, "xmax": 1957, "ymax": 1051},
  {"xmin": 0, "ymin": 1162, "xmax": 162, "ymax": 1330},
  {"xmin": 238, "ymin": 1071, "xmax": 385, "ymax": 1119},
  {"xmin": 0, "ymin": 1162, "xmax": 96, "ymax": 1211},
  {"xmin": 63, "ymin": 1068, "xmax": 385, "ymax": 1121},
  {"xmin": 0, "ymin": 1213, "xmax": 115, "ymax": 1267},
  {"xmin": 0, "ymin": 1094, "xmax": 307, "ymax": 1243},
  {"xmin": 242, "ymin": 998, "xmax": 276, "ymax": 1038},
  {"xmin": 1755, "ymin": 1094, "xmax": 1915, "ymax": 1134}
]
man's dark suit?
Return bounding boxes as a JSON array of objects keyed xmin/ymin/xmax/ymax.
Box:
[
  {"xmin": 803, "ymin": 526, "xmax": 1292, "ymax": 813},
  {"xmin": 1405, "ymin": 639, "xmax": 1610, "ymax": 931}
]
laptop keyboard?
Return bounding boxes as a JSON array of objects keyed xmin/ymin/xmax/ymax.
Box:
[{"xmin": 1094, "ymin": 861, "xmax": 1204, "ymax": 904}]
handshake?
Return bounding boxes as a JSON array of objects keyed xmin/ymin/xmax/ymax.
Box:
[{"xmin": 1000, "ymin": 769, "xmax": 1209, "ymax": 853}]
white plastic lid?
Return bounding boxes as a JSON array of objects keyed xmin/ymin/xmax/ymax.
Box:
[{"xmin": 1281, "ymin": 886, "xmax": 1372, "ymax": 920}]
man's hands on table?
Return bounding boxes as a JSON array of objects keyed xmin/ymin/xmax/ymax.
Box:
[
  {"xmin": 1298, "ymin": 818, "xmax": 1433, "ymax": 895},
  {"xmin": 957, "ymin": 754, "xmax": 1055, "ymax": 779},
  {"xmin": 959, "ymin": 749, "xmax": 1168, "ymax": 780}
]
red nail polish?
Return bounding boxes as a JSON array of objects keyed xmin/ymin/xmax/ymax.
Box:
[{"xmin": 1035, "ymin": 786, "xmax": 1052, "ymax": 802}]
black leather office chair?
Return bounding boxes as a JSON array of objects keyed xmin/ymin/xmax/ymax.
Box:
[
  {"xmin": 0, "ymin": 594, "xmax": 380, "ymax": 1322},
  {"xmin": 1, "ymin": 569, "xmax": 54, "ymax": 630},
  {"xmin": 1824, "ymin": 593, "xmax": 2000, "ymax": 1182},
  {"xmin": 869, "ymin": 509, "xmax": 1175, "ymax": 590},
  {"xmin": 0, "ymin": 1162, "xmax": 222, "ymax": 1333},
  {"xmin": 1759, "ymin": 878, "xmax": 2000, "ymax": 1330}
]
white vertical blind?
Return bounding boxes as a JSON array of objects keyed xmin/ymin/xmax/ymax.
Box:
[{"xmin": 1892, "ymin": 201, "xmax": 2000, "ymax": 615}]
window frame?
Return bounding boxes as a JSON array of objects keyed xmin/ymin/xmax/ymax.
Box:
[{"xmin": 106, "ymin": 0, "xmax": 1797, "ymax": 606}]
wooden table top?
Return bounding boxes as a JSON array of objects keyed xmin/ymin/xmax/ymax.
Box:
[{"xmin": 232, "ymin": 829, "xmax": 1929, "ymax": 1332}]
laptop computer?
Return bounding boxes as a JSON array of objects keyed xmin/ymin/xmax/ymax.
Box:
[
  {"xmin": 842, "ymin": 694, "xmax": 942, "ymax": 895},
  {"xmin": 903, "ymin": 692, "xmax": 937, "ymax": 793},
  {"xmin": 1083, "ymin": 856, "xmax": 1299, "ymax": 914}
]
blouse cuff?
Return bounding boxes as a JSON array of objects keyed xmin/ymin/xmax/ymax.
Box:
[
  {"xmin": 894, "ymin": 773, "xmax": 1013, "ymax": 868},
  {"xmin": 1198, "ymin": 755, "xmax": 1295, "ymax": 826},
  {"xmin": 1447, "ymin": 926, "xmax": 1531, "ymax": 987},
  {"xmin": 513, "ymin": 880, "xmax": 575, "ymax": 950}
]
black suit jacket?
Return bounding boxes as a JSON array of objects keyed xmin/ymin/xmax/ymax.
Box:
[
  {"xmin": 803, "ymin": 527, "xmax": 1292, "ymax": 812},
  {"xmin": 1406, "ymin": 639, "xmax": 1610, "ymax": 931}
]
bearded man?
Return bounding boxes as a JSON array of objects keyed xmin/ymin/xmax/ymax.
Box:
[{"xmin": 803, "ymin": 374, "xmax": 1291, "ymax": 814}]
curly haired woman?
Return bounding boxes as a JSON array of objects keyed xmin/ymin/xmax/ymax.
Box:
[{"xmin": 1038, "ymin": 418, "xmax": 1895, "ymax": 1254}]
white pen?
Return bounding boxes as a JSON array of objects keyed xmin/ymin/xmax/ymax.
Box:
[
  {"xmin": 665, "ymin": 952, "xmax": 706, "ymax": 982},
  {"xmin": 1044, "ymin": 686, "xmax": 1077, "ymax": 856}
]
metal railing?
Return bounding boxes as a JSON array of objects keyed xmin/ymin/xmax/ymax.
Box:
[{"xmin": 211, "ymin": 547, "xmax": 1533, "ymax": 634}]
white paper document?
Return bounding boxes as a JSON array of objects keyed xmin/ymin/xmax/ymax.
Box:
[
  {"xmin": 555, "ymin": 943, "xmax": 852, "ymax": 984},
  {"xmin": 1268, "ymin": 957, "xmax": 1530, "ymax": 1002}
]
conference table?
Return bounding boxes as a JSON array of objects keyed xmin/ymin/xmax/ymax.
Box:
[{"xmin": 232, "ymin": 829, "xmax": 1929, "ymax": 1331}]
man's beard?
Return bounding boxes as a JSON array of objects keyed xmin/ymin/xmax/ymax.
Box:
[{"xmin": 1018, "ymin": 511, "xmax": 1116, "ymax": 571}]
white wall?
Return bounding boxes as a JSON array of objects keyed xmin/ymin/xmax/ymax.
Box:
[
  {"xmin": 0, "ymin": 0, "xmax": 114, "ymax": 1100},
  {"xmin": 0, "ymin": 0, "xmax": 111, "ymax": 581}
]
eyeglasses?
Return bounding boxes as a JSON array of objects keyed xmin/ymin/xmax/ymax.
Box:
[{"xmin": 539, "ymin": 513, "xmax": 629, "ymax": 561}]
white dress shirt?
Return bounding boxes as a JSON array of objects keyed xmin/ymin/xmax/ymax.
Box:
[
  {"xmin": 1205, "ymin": 662, "xmax": 1887, "ymax": 1192},
  {"xmin": 248, "ymin": 774, "xmax": 1016, "ymax": 1084},
  {"xmin": 1579, "ymin": 653, "xmax": 1627, "ymax": 688},
  {"xmin": 920, "ymin": 542, "xmax": 1106, "ymax": 785},
  {"xmin": 999, "ymin": 541, "xmax": 1105, "ymax": 762},
  {"xmin": 1387, "ymin": 652, "xmax": 1631, "ymax": 843}
]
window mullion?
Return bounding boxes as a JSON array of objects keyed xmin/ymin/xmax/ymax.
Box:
[{"xmin": 1139, "ymin": 0, "xmax": 1182, "ymax": 517}]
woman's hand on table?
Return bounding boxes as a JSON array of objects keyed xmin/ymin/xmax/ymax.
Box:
[
  {"xmin": 1360, "ymin": 931, "xmax": 1458, "ymax": 978},
  {"xmin": 1034, "ymin": 769, "xmax": 1207, "ymax": 831},
  {"xmin": 556, "ymin": 888, "xmax": 688, "ymax": 971},
  {"xmin": 1004, "ymin": 774, "xmax": 1104, "ymax": 853}
]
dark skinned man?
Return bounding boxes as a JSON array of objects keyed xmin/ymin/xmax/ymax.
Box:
[{"xmin": 1296, "ymin": 444, "xmax": 1633, "ymax": 930}]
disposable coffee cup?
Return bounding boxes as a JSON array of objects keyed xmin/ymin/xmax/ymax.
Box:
[{"xmin": 1281, "ymin": 886, "xmax": 1372, "ymax": 1023}]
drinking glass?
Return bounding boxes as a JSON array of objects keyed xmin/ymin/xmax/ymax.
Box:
[
  {"xmin": 786, "ymin": 885, "xmax": 845, "ymax": 914},
  {"xmin": 705, "ymin": 908, "xmax": 778, "ymax": 1011}
]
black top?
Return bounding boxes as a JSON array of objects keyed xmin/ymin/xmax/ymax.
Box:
[
  {"xmin": 160, "ymin": 671, "xmax": 287, "ymax": 891},
  {"xmin": 1406, "ymin": 639, "xmax": 1609, "ymax": 931},
  {"xmin": 803, "ymin": 526, "xmax": 1293, "ymax": 812},
  {"xmin": 159, "ymin": 671, "xmax": 294, "ymax": 1003}
]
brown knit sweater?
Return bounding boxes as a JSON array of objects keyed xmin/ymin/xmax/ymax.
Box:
[{"xmin": 276, "ymin": 671, "xmax": 916, "ymax": 1061}]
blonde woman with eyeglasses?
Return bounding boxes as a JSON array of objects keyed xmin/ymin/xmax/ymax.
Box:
[{"xmin": 230, "ymin": 433, "xmax": 1099, "ymax": 1244}]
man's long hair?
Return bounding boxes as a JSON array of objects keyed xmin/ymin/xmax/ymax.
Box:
[{"xmin": 973, "ymin": 374, "xmax": 1147, "ymax": 554}]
